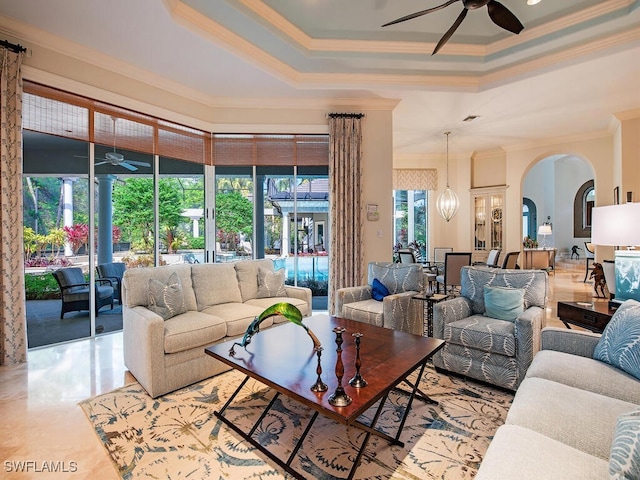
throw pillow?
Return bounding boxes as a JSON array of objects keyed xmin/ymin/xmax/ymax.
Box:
[
  {"xmin": 593, "ymin": 299, "xmax": 640, "ymax": 380},
  {"xmin": 256, "ymin": 267, "xmax": 287, "ymax": 298},
  {"xmin": 148, "ymin": 272, "xmax": 187, "ymax": 320},
  {"xmin": 372, "ymin": 278, "xmax": 390, "ymax": 301},
  {"xmin": 609, "ymin": 407, "xmax": 640, "ymax": 479},
  {"xmin": 483, "ymin": 285, "xmax": 525, "ymax": 322}
]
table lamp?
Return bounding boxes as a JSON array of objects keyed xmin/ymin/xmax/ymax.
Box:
[
  {"xmin": 537, "ymin": 224, "xmax": 552, "ymax": 249},
  {"xmin": 591, "ymin": 202, "xmax": 640, "ymax": 308}
]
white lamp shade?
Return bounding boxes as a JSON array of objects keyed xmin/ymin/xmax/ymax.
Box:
[
  {"xmin": 437, "ymin": 187, "xmax": 459, "ymax": 222},
  {"xmin": 538, "ymin": 224, "xmax": 552, "ymax": 236},
  {"xmin": 591, "ymin": 203, "xmax": 640, "ymax": 246}
]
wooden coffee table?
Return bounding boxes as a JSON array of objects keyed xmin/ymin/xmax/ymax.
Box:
[{"xmin": 205, "ymin": 314, "xmax": 444, "ymax": 480}]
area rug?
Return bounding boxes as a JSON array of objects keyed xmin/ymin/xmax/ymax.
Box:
[{"xmin": 79, "ymin": 365, "xmax": 513, "ymax": 480}]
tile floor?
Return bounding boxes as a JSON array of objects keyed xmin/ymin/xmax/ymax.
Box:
[{"xmin": 0, "ymin": 262, "xmax": 604, "ymax": 479}]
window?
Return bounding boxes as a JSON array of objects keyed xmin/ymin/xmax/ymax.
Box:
[{"xmin": 574, "ymin": 180, "xmax": 594, "ymax": 237}]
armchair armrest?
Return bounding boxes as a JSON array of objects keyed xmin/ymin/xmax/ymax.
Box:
[
  {"xmin": 95, "ymin": 277, "xmax": 114, "ymax": 288},
  {"xmin": 540, "ymin": 327, "xmax": 601, "ymax": 358},
  {"xmin": 514, "ymin": 306, "xmax": 545, "ymax": 380},
  {"xmin": 382, "ymin": 291, "xmax": 422, "ymax": 335},
  {"xmin": 432, "ymin": 297, "xmax": 472, "ymax": 340},
  {"xmin": 334, "ymin": 285, "xmax": 372, "ymax": 316}
]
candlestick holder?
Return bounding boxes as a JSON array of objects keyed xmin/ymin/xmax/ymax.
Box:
[
  {"xmin": 328, "ymin": 327, "xmax": 352, "ymax": 407},
  {"xmin": 310, "ymin": 346, "xmax": 328, "ymax": 393},
  {"xmin": 349, "ymin": 332, "xmax": 367, "ymax": 388}
]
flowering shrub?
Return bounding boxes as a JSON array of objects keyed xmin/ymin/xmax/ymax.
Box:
[
  {"xmin": 64, "ymin": 224, "xmax": 89, "ymax": 254},
  {"xmin": 24, "ymin": 256, "xmax": 72, "ymax": 268}
]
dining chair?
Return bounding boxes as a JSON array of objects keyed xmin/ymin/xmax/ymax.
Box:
[{"xmin": 436, "ymin": 252, "xmax": 472, "ymax": 294}]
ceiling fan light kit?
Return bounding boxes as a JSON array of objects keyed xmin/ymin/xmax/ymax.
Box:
[{"xmin": 382, "ymin": 0, "xmax": 525, "ymax": 55}]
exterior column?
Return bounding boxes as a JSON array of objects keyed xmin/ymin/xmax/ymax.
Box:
[
  {"xmin": 62, "ymin": 177, "xmax": 77, "ymax": 256},
  {"xmin": 97, "ymin": 175, "xmax": 116, "ymax": 265},
  {"xmin": 281, "ymin": 211, "xmax": 290, "ymax": 256}
]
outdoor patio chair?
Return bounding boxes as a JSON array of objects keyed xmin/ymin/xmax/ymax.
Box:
[
  {"xmin": 53, "ymin": 267, "xmax": 114, "ymax": 319},
  {"xmin": 96, "ymin": 262, "xmax": 126, "ymax": 302}
]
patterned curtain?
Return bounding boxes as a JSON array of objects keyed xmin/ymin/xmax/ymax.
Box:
[
  {"xmin": 0, "ymin": 46, "xmax": 26, "ymax": 365},
  {"xmin": 328, "ymin": 113, "xmax": 363, "ymax": 314}
]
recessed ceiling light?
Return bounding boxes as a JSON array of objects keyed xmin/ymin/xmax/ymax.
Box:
[{"xmin": 527, "ymin": 0, "xmax": 541, "ymax": 5}]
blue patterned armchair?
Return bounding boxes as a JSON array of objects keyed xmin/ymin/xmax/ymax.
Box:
[
  {"xmin": 433, "ymin": 266, "xmax": 548, "ymax": 390},
  {"xmin": 335, "ymin": 262, "xmax": 424, "ymax": 335}
]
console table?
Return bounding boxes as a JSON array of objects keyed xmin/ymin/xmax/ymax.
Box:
[{"xmin": 556, "ymin": 301, "xmax": 615, "ymax": 333}]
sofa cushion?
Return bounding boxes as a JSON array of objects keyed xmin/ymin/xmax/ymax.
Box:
[
  {"xmin": 163, "ymin": 311, "xmax": 227, "ymax": 354},
  {"xmin": 444, "ymin": 315, "xmax": 516, "ymax": 357},
  {"xmin": 191, "ymin": 263, "xmax": 242, "ymax": 310},
  {"xmin": 235, "ymin": 259, "xmax": 275, "ymax": 302},
  {"xmin": 201, "ymin": 302, "xmax": 270, "ymax": 337},
  {"xmin": 460, "ymin": 267, "xmax": 547, "ymax": 314},
  {"xmin": 594, "ymin": 299, "xmax": 640, "ymax": 381},
  {"xmin": 148, "ymin": 272, "xmax": 187, "ymax": 320},
  {"xmin": 367, "ymin": 262, "xmax": 422, "ymax": 294},
  {"xmin": 506, "ymin": 377, "xmax": 638, "ymax": 459},
  {"xmin": 245, "ymin": 296, "xmax": 310, "ymax": 321},
  {"xmin": 609, "ymin": 407, "xmax": 640, "ymax": 479},
  {"xmin": 123, "ymin": 264, "xmax": 197, "ymax": 311},
  {"xmin": 475, "ymin": 424, "xmax": 609, "ymax": 480},
  {"xmin": 371, "ymin": 278, "xmax": 390, "ymax": 301},
  {"xmin": 483, "ymin": 285, "xmax": 525, "ymax": 321},
  {"xmin": 526, "ymin": 350, "xmax": 640, "ymax": 404},
  {"xmin": 256, "ymin": 267, "xmax": 287, "ymax": 298},
  {"xmin": 341, "ymin": 299, "xmax": 384, "ymax": 327}
]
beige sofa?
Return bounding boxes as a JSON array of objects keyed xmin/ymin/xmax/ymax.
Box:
[
  {"xmin": 476, "ymin": 326, "xmax": 640, "ymax": 479},
  {"xmin": 122, "ymin": 259, "xmax": 312, "ymax": 398}
]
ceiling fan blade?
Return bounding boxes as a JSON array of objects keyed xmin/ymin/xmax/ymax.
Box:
[
  {"xmin": 486, "ymin": 0, "xmax": 524, "ymax": 34},
  {"xmin": 125, "ymin": 160, "xmax": 151, "ymax": 167},
  {"xmin": 432, "ymin": 8, "xmax": 468, "ymax": 55},
  {"xmin": 382, "ymin": 0, "xmax": 459, "ymax": 27},
  {"xmin": 120, "ymin": 162, "xmax": 138, "ymax": 171},
  {"xmin": 94, "ymin": 161, "xmax": 108, "ymax": 166}
]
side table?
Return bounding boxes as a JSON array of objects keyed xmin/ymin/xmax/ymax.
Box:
[
  {"xmin": 413, "ymin": 293, "xmax": 449, "ymax": 337},
  {"xmin": 556, "ymin": 301, "xmax": 615, "ymax": 333}
]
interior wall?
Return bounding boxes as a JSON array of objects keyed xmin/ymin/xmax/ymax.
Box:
[{"xmin": 523, "ymin": 155, "xmax": 594, "ymax": 255}]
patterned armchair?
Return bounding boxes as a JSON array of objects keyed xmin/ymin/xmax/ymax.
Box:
[
  {"xmin": 334, "ymin": 262, "xmax": 424, "ymax": 335},
  {"xmin": 433, "ymin": 266, "xmax": 548, "ymax": 390}
]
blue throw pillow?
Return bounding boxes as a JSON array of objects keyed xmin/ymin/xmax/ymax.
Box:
[
  {"xmin": 594, "ymin": 299, "xmax": 640, "ymax": 380},
  {"xmin": 371, "ymin": 278, "xmax": 390, "ymax": 301},
  {"xmin": 483, "ymin": 285, "xmax": 525, "ymax": 322}
]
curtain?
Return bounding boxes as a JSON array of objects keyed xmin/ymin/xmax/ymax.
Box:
[
  {"xmin": 328, "ymin": 114, "xmax": 363, "ymax": 314},
  {"xmin": 0, "ymin": 46, "xmax": 26, "ymax": 365}
]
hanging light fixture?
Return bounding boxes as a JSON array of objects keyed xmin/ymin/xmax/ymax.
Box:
[{"xmin": 437, "ymin": 131, "xmax": 459, "ymax": 222}]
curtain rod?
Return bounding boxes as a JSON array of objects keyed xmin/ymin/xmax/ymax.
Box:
[
  {"xmin": 327, "ymin": 113, "xmax": 365, "ymax": 119},
  {"xmin": 0, "ymin": 39, "xmax": 27, "ymax": 54}
]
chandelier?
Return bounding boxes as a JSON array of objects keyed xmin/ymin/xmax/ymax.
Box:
[{"xmin": 436, "ymin": 132, "xmax": 459, "ymax": 222}]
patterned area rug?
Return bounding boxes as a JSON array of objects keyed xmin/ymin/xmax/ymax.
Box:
[{"xmin": 79, "ymin": 365, "xmax": 513, "ymax": 479}]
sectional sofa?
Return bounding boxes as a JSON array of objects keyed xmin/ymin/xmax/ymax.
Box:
[
  {"xmin": 121, "ymin": 259, "xmax": 312, "ymax": 398},
  {"xmin": 476, "ymin": 300, "xmax": 640, "ymax": 479}
]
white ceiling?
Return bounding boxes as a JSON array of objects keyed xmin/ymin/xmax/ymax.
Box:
[{"xmin": 0, "ymin": 0, "xmax": 639, "ymax": 156}]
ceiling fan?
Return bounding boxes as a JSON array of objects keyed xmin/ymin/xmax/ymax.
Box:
[
  {"xmin": 94, "ymin": 116, "xmax": 151, "ymax": 171},
  {"xmin": 382, "ymin": 0, "xmax": 525, "ymax": 55}
]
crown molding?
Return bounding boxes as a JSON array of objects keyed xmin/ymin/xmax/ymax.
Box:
[
  {"xmin": 614, "ymin": 108, "xmax": 640, "ymax": 121},
  {"xmin": 234, "ymin": 0, "xmax": 634, "ymax": 57}
]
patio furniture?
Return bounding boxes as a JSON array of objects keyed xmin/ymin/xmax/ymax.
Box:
[
  {"xmin": 52, "ymin": 267, "xmax": 114, "ymax": 319},
  {"xmin": 96, "ymin": 262, "xmax": 126, "ymax": 302}
]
